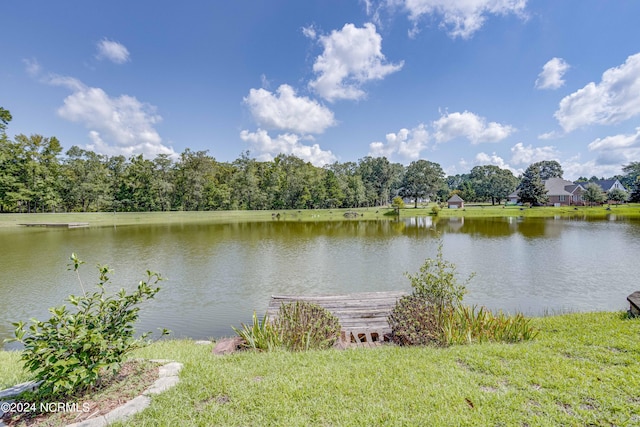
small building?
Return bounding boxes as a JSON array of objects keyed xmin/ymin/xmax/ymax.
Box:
[{"xmin": 447, "ymin": 194, "xmax": 464, "ymax": 209}]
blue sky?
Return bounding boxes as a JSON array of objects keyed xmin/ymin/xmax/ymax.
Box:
[{"xmin": 2, "ymin": 1, "xmax": 640, "ymax": 180}]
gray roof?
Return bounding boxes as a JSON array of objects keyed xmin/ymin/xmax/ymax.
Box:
[
  {"xmin": 579, "ymin": 179, "xmax": 623, "ymax": 192},
  {"xmin": 543, "ymin": 177, "xmax": 575, "ymax": 196},
  {"xmin": 447, "ymin": 194, "xmax": 464, "ymax": 202}
]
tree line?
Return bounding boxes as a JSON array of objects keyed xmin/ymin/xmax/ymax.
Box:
[{"xmin": 1, "ymin": 107, "xmax": 639, "ymax": 213}]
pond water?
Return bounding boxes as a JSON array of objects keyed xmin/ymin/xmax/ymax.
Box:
[{"xmin": 1, "ymin": 215, "xmax": 639, "ymax": 348}]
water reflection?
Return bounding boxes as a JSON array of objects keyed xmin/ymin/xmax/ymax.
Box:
[{"xmin": 1, "ymin": 216, "xmax": 639, "ymax": 347}]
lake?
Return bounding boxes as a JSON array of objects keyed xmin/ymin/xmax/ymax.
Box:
[{"xmin": 1, "ymin": 215, "xmax": 639, "ymax": 348}]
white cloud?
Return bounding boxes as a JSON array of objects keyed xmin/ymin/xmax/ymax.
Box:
[
  {"xmin": 587, "ymin": 127, "xmax": 640, "ymax": 166},
  {"xmin": 24, "ymin": 59, "xmax": 173, "ymax": 158},
  {"xmin": 397, "ymin": 0, "xmax": 528, "ymax": 39},
  {"xmin": 474, "ymin": 152, "xmax": 511, "ymax": 169},
  {"xmin": 561, "ymin": 156, "xmax": 625, "ymax": 181},
  {"xmin": 49, "ymin": 75, "xmax": 175, "ymax": 158},
  {"xmin": 535, "ymin": 57, "xmax": 569, "ymax": 90},
  {"xmin": 588, "ymin": 127, "xmax": 640, "ymax": 151},
  {"xmin": 432, "ymin": 110, "xmax": 514, "ymax": 144},
  {"xmin": 554, "ymin": 52, "xmax": 640, "ymax": 133},
  {"xmin": 302, "ymin": 25, "xmax": 317, "ymax": 39},
  {"xmin": 308, "ymin": 23, "xmax": 403, "ymax": 102},
  {"xmin": 96, "ymin": 38, "xmax": 130, "ymax": 64},
  {"xmin": 240, "ymin": 129, "xmax": 337, "ymax": 166},
  {"xmin": 454, "ymin": 152, "xmax": 519, "ymax": 176},
  {"xmin": 244, "ymin": 84, "xmax": 336, "ymax": 134},
  {"xmin": 368, "ymin": 124, "xmax": 429, "ymax": 161},
  {"xmin": 23, "ymin": 58, "xmax": 42, "ymax": 77},
  {"xmin": 509, "ymin": 142, "xmax": 560, "ymax": 166}
]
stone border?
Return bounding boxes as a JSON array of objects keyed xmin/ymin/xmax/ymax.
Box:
[{"xmin": 0, "ymin": 360, "xmax": 183, "ymax": 427}]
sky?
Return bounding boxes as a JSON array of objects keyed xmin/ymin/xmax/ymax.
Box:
[{"xmin": 2, "ymin": 1, "xmax": 640, "ymax": 180}]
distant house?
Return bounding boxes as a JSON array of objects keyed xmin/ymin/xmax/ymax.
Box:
[
  {"xmin": 578, "ymin": 179, "xmax": 627, "ymax": 204},
  {"xmin": 447, "ymin": 194, "xmax": 464, "ymax": 209},
  {"xmin": 587, "ymin": 179, "xmax": 625, "ymax": 193},
  {"xmin": 507, "ymin": 177, "xmax": 627, "ymax": 206},
  {"xmin": 544, "ymin": 177, "xmax": 585, "ymax": 206}
]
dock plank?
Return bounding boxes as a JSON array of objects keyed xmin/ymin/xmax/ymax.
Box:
[
  {"xmin": 19, "ymin": 222, "xmax": 89, "ymax": 228},
  {"xmin": 267, "ymin": 291, "xmax": 408, "ymax": 345}
]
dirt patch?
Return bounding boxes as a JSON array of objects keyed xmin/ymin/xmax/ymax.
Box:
[{"xmin": 1, "ymin": 360, "xmax": 160, "ymax": 426}]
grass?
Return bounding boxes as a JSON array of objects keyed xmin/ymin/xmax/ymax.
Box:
[
  {"xmin": 4, "ymin": 312, "xmax": 638, "ymax": 426},
  {"xmin": 0, "ymin": 208, "xmax": 390, "ymax": 229},
  {"xmin": 422, "ymin": 202, "xmax": 640, "ymax": 219},
  {"xmin": 1, "ymin": 203, "xmax": 638, "ymax": 229},
  {"xmin": 0, "ymin": 350, "xmax": 30, "ymax": 389}
]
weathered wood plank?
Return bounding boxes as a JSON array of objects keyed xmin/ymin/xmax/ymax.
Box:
[
  {"xmin": 19, "ymin": 222, "xmax": 89, "ymax": 228},
  {"xmin": 267, "ymin": 291, "xmax": 408, "ymax": 344},
  {"xmin": 628, "ymin": 291, "xmax": 640, "ymax": 316}
]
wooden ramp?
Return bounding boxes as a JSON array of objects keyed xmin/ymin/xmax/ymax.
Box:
[
  {"xmin": 19, "ymin": 222, "xmax": 89, "ymax": 228},
  {"xmin": 267, "ymin": 291, "xmax": 407, "ymax": 347}
]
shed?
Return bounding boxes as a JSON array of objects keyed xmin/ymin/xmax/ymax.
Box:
[{"xmin": 447, "ymin": 194, "xmax": 464, "ymax": 209}]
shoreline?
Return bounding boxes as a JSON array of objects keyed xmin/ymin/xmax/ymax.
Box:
[{"xmin": 0, "ymin": 203, "xmax": 639, "ymax": 229}]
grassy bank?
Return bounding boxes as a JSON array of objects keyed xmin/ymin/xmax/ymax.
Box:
[
  {"xmin": 1, "ymin": 203, "xmax": 639, "ymax": 229},
  {"xmin": 0, "ymin": 208, "xmax": 388, "ymax": 228},
  {"xmin": 2, "ymin": 312, "xmax": 639, "ymax": 426},
  {"xmin": 417, "ymin": 202, "xmax": 640, "ymax": 219}
]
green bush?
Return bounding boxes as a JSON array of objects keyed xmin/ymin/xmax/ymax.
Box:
[
  {"xmin": 388, "ymin": 295, "xmax": 441, "ymax": 346},
  {"xmin": 273, "ymin": 301, "xmax": 341, "ymax": 351},
  {"xmin": 430, "ymin": 204, "xmax": 440, "ymax": 215},
  {"xmin": 6, "ymin": 254, "xmax": 166, "ymax": 398},
  {"xmin": 404, "ymin": 239, "xmax": 473, "ymax": 309},
  {"xmin": 391, "ymin": 196, "xmax": 405, "ymax": 209},
  {"xmin": 232, "ymin": 311, "xmax": 282, "ymax": 351}
]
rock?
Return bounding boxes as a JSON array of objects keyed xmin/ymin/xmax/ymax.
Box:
[{"xmin": 212, "ymin": 337, "xmax": 244, "ymax": 355}]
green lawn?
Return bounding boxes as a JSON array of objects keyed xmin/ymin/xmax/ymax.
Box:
[
  {"xmin": 1, "ymin": 203, "xmax": 639, "ymax": 229},
  {"xmin": 4, "ymin": 312, "xmax": 638, "ymax": 426}
]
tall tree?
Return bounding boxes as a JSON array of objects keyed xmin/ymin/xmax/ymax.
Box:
[
  {"xmin": 622, "ymin": 162, "xmax": 640, "ymax": 189},
  {"xmin": 152, "ymin": 154, "xmax": 175, "ymax": 211},
  {"xmin": 517, "ymin": 163, "xmax": 548, "ymax": 206},
  {"xmin": 629, "ymin": 179, "xmax": 640, "ymax": 203},
  {"xmin": 469, "ymin": 165, "xmax": 518, "ymax": 205},
  {"xmin": 322, "ymin": 169, "xmax": 344, "ymax": 208},
  {"xmin": 532, "ymin": 160, "xmax": 563, "ymax": 180},
  {"xmin": 124, "ymin": 154, "xmax": 158, "ymax": 211},
  {"xmin": 60, "ymin": 146, "xmax": 110, "ymax": 211},
  {"xmin": 0, "ymin": 107, "xmax": 11, "ymax": 133},
  {"xmin": 173, "ymin": 149, "xmax": 215, "ymax": 210},
  {"xmin": 400, "ymin": 160, "xmax": 445, "ymax": 208},
  {"xmin": 358, "ymin": 156, "xmax": 393, "ymax": 206}
]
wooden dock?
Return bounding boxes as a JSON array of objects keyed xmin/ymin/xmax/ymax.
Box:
[
  {"xmin": 267, "ymin": 291, "xmax": 407, "ymax": 347},
  {"xmin": 628, "ymin": 291, "xmax": 640, "ymax": 317},
  {"xmin": 19, "ymin": 222, "xmax": 89, "ymax": 228}
]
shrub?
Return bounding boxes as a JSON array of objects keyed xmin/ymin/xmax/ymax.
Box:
[
  {"xmin": 274, "ymin": 301, "xmax": 341, "ymax": 351},
  {"xmin": 404, "ymin": 239, "xmax": 473, "ymax": 309},
  {"xmin": 391, "ymin": 196, "xmax": 405, "ymax": 209},
  {"xmin": 388, "ymin": 295, "xmax": 442, "ymax": 346},
  {"xmin": 430, "ymin": 204, "xmax": 440, "ymax": 215},
  {"xmin": 6, "ymin": 254, "xmax": 166, "ymax": 398},
  {"xmin": 232, "ymin": 311, "xmax": 282, "ymax": 351}
]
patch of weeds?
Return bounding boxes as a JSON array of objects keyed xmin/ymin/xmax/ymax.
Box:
[
  {"xmin": 275, "ymin": 301, "xmax": 341, "ymax": 351},
  {"xmin": 232, "ymin": 312, "xmax": 281, "ymax": 351},
  {"xmin": 233, "ymin": 301, "xmax": 341, "ymax": 352}
]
